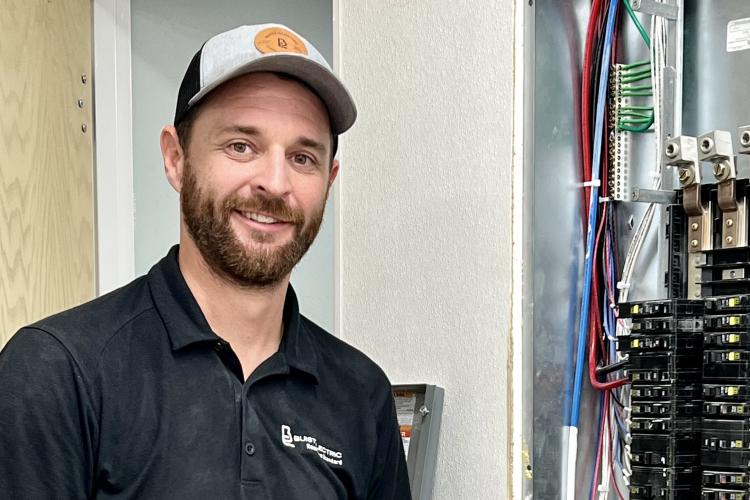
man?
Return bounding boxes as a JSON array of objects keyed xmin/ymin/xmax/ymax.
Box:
[{"xmin": 0, "ymin": 24, "xmax": 411, "ymax": 499}]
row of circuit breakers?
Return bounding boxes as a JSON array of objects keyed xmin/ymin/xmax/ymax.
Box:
[{"xmin": 614, "ymin": 129, "xmax": 750, "ymax": 499}]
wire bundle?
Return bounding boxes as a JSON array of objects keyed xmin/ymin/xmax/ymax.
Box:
[
  {"xmin": 566, "ymin": 0, "xmax": 625, "ymax": 499},
  {"xmin": 566, "ymin": 0, "xmax": 667, "ymax": 499},
  {"xmin": 616, "ymin": 60, "xmax": 655, "ymax": 132}
]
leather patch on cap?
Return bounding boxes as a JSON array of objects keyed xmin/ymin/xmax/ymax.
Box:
[{"xmin": 254, "ymin": 27, "xmax": 308, "ymax": 55}]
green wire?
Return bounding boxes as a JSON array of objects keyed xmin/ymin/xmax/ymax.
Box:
[
  {"xmin": 622, "ymin": 0, "xmax": 651, "ymax": 48},
  {"xmin": 619, "ymin": 118, "xmax": 652, "ymax": 124},
  {"xmin": 618, "ymin": 114, "xmax": 654, "ymax": 132},
  {"xmin": 621, "ymin": 60, "xmax": 650, "ymax": 70},
  {"xmin": 620, "ymin": 92, "xmax": 653, "ymax": 97},
  {"xmin": 621, "ymin": 68, "xmax": 651, "ymax": 78},
  {"xmin": 621, "ymin": 75, "xmax": 652, "ymax": 84},
  {"xmin": 621, "ymin": 84, "xmax": 652, "ymax": 91},
  {"xmin": 619, "ymin": 123, "xmax": 653, "ymax": 133},
  {"xmin": 619, "ymin": 111, "xmax": 653, "ymax": 119},
  {"xmin": 620, "ymin": 105, "xmax": 654, "ymax": 111}
]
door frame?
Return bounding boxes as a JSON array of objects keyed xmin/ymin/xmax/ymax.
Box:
[{"xmin": 92, "ymin": 0, "xmax": 135, "ymax": 294}]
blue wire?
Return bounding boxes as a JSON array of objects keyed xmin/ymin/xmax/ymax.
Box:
[{"xmin": 569, "ymin": 0, "xmax": 620, "ymax": 429}]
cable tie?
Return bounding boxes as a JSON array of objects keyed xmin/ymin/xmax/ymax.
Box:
[
  {"xmin": 599, "ymin": 196, "xmax": 611, "ymax": 203},
  {"xmin": 582, "ymin": 180, "xmax": 601, "ymax": 188},
  {"xmin": 616, "ymin": 281, "xmax": 630, "ymax": 290}
]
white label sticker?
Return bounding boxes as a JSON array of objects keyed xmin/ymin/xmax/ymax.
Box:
[
  {"xmin": 393, "ymin": 391, "xmax": 417, "ymax": 458},
  {"xmin": 394, "ymin": 393, "xmax": 416, "ymax": 427},
  {"xmin": 727, "ymin": 18, "xmax": 750, "ymax": 53}
]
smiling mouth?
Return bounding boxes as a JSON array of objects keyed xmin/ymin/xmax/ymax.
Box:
[{"xmin": 235, "ymin": 210, "xmax": 291, "ymax": 226}]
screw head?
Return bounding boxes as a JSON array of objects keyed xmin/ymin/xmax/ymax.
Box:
[
  {"xmin": 81, "ymin": 123, "xmax": 87, "ymax": 133},
  {"xmin": 726, "ymin": 236, "xmax": 734, "ymax": 244},
  {"xmin": 77, "ymin": 99, "xmax": 85, "ymax": 108},
  {"xmin": 691, "ymin": 222, "xmax": 699, "ymax": 231},
  {"xmin": 666, "ymin": 143, "xmax": 679, "ymax": 158},
  {"xmin": 690, "ymin": 239, "xmax": 699, "ymax": 248},
  {"xmin": 742, "ymin": 131, "xmax": 750, "ymax": 147},
  {"xmin": 714, "ymin": 163, "xmax": 727, "ymax": 177},
  {"xmin": 727, "ymin": 219, "xmax": 735, "ymax": 227},
  {"xmin": 678, "ymin": 168, "xmax": 692, "ymax": 184},
  {"xmin": 730, "ymin": 270, "xmax": 737, "ymax": 278},
  {"xmin": 81, "ymin": 73, "xmax": 87, "ymax": 84}
]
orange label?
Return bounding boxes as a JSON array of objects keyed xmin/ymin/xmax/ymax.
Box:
[{"xmin": 254, "ymin": 27, "xmax": 308, "ymax": 55}]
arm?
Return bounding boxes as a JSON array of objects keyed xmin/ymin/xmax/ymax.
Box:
[
  {"xmin": 0, "ymin": 328, "xmax": 97, "ymax": 499},
  {"xmin": 367, "ymin": 385, "xmax": 412, "ymax": 500}
]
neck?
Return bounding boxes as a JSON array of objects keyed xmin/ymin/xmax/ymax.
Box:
[{"xmin": 178, "ymin": 234, "xmax": 288, "ymax": 361}]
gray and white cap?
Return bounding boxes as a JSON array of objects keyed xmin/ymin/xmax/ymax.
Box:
[{"xmin": 174, "ymin": 24, "xmax": 357, "ymax": 135}]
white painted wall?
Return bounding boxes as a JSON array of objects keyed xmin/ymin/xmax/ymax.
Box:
[
  {"xmin": 130, "ymin": 0, "xmax": 336, "ymax": 331},
  {"xmin": 336, "ymin": 1, "xmax": 515, "ymax": 498}
]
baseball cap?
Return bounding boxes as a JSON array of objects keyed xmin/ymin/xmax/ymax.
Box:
[{"xmin": 174, "ymin": 24, "xmax": 357, "ymax": 135}]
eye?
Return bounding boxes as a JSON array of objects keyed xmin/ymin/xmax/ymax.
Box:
[
  {"xmin": 230, "ymin": 142, "xmax": 250, "ymax": 154},
  {"xmin": 293, "ymin": 153, "xmax": 315, "ymax": 167}
]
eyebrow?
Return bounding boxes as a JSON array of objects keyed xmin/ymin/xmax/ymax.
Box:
[
  {"xmin": 295, "ymin": 137, "xmax": 328, "ymax": 155},
  {"xmin": 215, "ymin": 125, "xmax": 328, "ymax": 155},
  {"xmin": 216, "ymin": 125, "xmax": 262, "ymax": 137}
]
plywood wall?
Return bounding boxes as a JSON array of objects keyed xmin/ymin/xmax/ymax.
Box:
[{"xmin": 0, "ymin": 0, "xmax": 95, "ymax": 347}]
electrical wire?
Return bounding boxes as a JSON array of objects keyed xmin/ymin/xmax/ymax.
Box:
[
  {"xmin": 590, "ymin": 392, "xmax": 607, "ymax": 500},
  {"xmin": 621, "ymin": 0, "xmax": 650, "ymax": 47},
  {"xmin": 611, "ymin": 0, "xmax": 669, "ymax": 488},
  {"xmin": 565, "ymin": 3, "xmax": 620, "ymax": 500}
]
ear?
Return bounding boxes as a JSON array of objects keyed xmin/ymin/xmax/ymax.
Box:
[
  {"xmin": 161, "ymin": 125, "xmax": 185, "ymax": 193},
  {"xmin": 327, "ymin": 159, "xmax": 340, "ymax": 190}
]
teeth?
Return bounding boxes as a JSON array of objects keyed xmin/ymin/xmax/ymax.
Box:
[{"xmin": 243, "ymin": 212, "xmax": 278, "ymax": 224}]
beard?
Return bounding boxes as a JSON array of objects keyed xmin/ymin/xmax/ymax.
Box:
[{"xmin": 180, "ymin": 159, "xmax": 327, "ymax": 288}]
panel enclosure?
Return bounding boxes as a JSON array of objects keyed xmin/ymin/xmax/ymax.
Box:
[
  {"xmin": 392, "ymin": 384, "xmax": 444, "ymax": 500},
  {"xmin": 530, "ymin": 0, "xmax": 750, "ymax": 497}
]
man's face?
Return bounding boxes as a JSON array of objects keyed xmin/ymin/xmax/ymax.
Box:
[{"xmin": 177, "ymin": 72, "xmax": 338, "ymax": 288}]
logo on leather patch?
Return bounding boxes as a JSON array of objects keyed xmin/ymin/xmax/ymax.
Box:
[{"xmin": 254, "ymin": 27, "xmax": 308, "ymax": 55}]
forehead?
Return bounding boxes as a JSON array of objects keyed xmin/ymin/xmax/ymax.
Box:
[{"xmin": 193, "ymin": 72, "xmax": 331, "ymax": 133}]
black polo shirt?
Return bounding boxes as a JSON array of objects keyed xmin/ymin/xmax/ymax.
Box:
[{"xmin": 0, "ymin": 246, "xmax": 411, "ymax": 499}]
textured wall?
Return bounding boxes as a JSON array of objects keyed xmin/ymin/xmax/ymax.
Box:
[
  {"xmin": 337, "ymin": 1, "xmax": 515, "ymax": 497},
  {"xmin": 130, "ymin": 0, "xmax": 336, "ymax": 331}
]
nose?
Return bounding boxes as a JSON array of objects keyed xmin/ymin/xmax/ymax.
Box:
[{"xmin": 250, "ymin": 147, "xmax": 292, "ymax": 197}]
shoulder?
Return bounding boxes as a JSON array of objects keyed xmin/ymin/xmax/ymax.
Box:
[
  {"xmin": 10, "ymin": 275, "xmax": 155, "ymax": 375},
  {"xmin": 300, "ymin": 316, "xmax": 393, "ymax": 405}
]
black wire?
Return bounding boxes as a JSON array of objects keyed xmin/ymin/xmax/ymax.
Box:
[
  {"xmin": 589, "ymin": 0, "xmax": 610, "ymax": 149},
  {"xmin": 610, "ymin": 390, "xmax": 625, "ymax": 408},
  {"xmin": 597, "ymin": 357, "xmax": 629, "ymax": 375}
]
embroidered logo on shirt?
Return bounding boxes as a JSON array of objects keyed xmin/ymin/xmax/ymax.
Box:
[{"xmin": 280, "ymin": 424, "xmax": 344, "ymax": 466}]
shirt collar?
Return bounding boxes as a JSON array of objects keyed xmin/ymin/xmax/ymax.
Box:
[{"xmin": 148, "ymin": 245, "xmax": 319, "ymax": 382}]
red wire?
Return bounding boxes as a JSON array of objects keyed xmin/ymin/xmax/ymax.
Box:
[
  {"xmin": 583, "ymin": 0, "xmax": 628, "ymax": 392},
  {"xmin": 589, "ymin": 201, "xmax": 627, "ymax": 390},
  {"xmin": 582, "ymin": 0, "xmax": 605, "ymax": 379},
  {"xmin": 581, "ymin": 0, "xmax": 604, "ymax": 220}
]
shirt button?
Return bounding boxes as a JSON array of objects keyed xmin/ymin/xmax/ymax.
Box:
[{"xmin": 244, "ymin": 442, "xmax": 256, "ymax": 456}]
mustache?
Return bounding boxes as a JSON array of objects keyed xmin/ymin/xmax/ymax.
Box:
[{"xmin": 223, "ymin": 193, "xmax": 303, "ymax": 224}]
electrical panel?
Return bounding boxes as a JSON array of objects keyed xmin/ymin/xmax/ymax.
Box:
[
  {"xmin": 528, "ymin": 1, "xmax": 750, "ymax": 498},
  {"xmin": 616, "ymin": 160, "xmax": 750, "ymax": 499}
]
